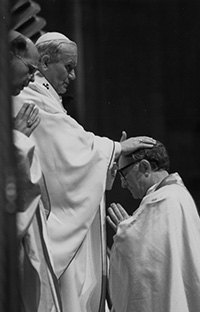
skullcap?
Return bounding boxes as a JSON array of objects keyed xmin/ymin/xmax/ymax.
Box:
[
  {"xmin": 35, "ymin": 32, "xmax": 75, "ymax": 46},
  {"xmin": 9, "ymin": 30, "xmax": 21, "ymax": 42}
]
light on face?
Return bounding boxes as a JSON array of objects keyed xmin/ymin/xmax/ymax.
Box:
[{"xmin": 15, "ymin": 54, "xmax": 38, "ymax": 76}]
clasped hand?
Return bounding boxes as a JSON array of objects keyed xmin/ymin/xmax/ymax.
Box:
[
  {"xmin": 13, "ymin": 103, "xmax": 40, "ymax": 137},
  {"xmin": 107, "ymin": 203, "xmax": 130, "ymax": 232}
]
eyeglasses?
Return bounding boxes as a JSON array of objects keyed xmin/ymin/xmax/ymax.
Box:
[
  {"xmin": 118, "ymin": 162, "xmax": 139, "ymax": 180},
  {"xmin": 15, "ymin": 54, "xmax": 38, "ymax": 76},
  {"xmin": 119, "ymin": 158, "xmax": 160, "ymax": 180}
]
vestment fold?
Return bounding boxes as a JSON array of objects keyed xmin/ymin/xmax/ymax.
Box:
[
  {"xmin": 14, "ymin": 130, "xmax": 61, "ymax": 312},
  {"xmin": 13, "ymin": 72, "xmax": 115, "ymax": 311}
]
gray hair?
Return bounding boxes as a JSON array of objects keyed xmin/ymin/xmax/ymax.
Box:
[{"xmin": 36, "ymin": 41, "xmax": 75, "ymax": 63}]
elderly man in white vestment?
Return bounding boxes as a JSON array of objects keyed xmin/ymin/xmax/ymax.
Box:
[
  {"xmin": 13, "ymin": 31, "xmax": 156, "ymax": 312},
  {"xmin": 107, "ymin": 141, "xmax": 200, "ymax": 312},
  {"xmin": 10, "ymin": 30, "xmax": 62, "ymax": 312}
]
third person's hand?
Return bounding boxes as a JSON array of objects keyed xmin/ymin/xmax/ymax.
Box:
[{"xmin": 13, "ymin": 103, "xmax": 40, "ymax": 137}]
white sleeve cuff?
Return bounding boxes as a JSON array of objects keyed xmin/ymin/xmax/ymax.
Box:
[{"xmin": 114, "ymin": 141, "xmax": 122, "ymax": 160}]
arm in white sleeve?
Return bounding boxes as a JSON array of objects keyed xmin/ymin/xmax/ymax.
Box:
[{"xmin": 106, "ymin": 142, "xmax": 121, "ymax": 190}]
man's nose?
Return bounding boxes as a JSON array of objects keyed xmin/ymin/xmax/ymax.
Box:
[
  {"xmin": 121, "ymin": 178, "xmax": 128, "ymax": 189},
  {"xmin": 69, "ymin": 69, "xmax": 76, "ymax": 80}
]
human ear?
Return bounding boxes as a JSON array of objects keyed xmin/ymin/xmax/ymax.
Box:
[
  {"xmin": 40, "ymin": 55, "xmax": 50, "ymax": 69},
  {"xmin": 138, "ymin": 159, "xmax": 151, "ymax": 176}
]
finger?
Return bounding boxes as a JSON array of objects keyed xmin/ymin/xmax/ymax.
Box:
[
  {"xmin": 138, "ymin": 136, "xmax": 156, "ymax": 144},
  {"xmin": 15, "ymin": 103, "xmax": 30, "ymax": 120},
  {"xmin": 110, "ymin": 203, "xmax": 124, "ymax": 221},
  {"xmin": 116, "ymin": 203, "xmax": 129, "ymax": 219},
  {"xmin": 120, "ymin": 131, "xmax": 127, "ymax": 142},
  {"xmin": 28, "ymin": 106, "xmax": 39, "ymax": 119},
  {"xmin": 28, "ymin": 116, "xmax": 41, "ymax": 130},
  {"xmin": 139, "ymin": 143, "xmax": 155, "ymax": 149},
  {"xmin": 23, "ymin": 104, "xmax": 37, "ymax": 120},
  {"xmin": 25, "ymin": 117, "xmax": 40, "ymax": 137},
  {"xmin": 107, "ymin": 206, "xmax": 121, "ymax": 225},
  {"xmin": 27, "ymin": 107, "xmax": 39, "ymax": 125},
  {"xmin": 106, "ymin": 215, "xmax": 117, "ymax": 232}
]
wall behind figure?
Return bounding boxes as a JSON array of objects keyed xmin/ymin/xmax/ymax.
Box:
[{"xmin": 26, "ymin": 0, "xmax": 200, "ymax": 246}]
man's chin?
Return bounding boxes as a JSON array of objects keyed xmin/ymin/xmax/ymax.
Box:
[
  {"xmin": 12, "ymin": 89, "xmax": 21, "ymax": 96},
  {"xmin": 58, "ymin": 90, "xmax": 67, "ymax": 96},
  {"xmin": 12, "ymin": 84, "xmax": 25, "ymax": 96},
  {"xmin": 58, "ymin": 85, "xmax": 68, "ymax": 95}
]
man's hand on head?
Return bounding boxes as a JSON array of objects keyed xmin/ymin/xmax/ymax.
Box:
[
  {"xmin": 13, "ymin": 103, "xmax": 40, "ymax": 137},
  {"xmin": 120, "ymin": 136, "xmax": 156, "ymax": 155}
]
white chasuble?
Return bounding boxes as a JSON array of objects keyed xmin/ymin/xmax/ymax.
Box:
[
  {"xmin": 109, "ymin": 173, "xmax": 200, "ymax": 312},
  {"xmin": 14, "ymin": 130, "xmax": 61, "ymax": 312},
  {"xmin": 13, "ymin": 72, "xmax": 115, "ymax": 312}
]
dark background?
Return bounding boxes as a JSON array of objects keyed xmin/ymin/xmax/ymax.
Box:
[{"xmin": 13, "ymin": 0, "xmax": 200, "ymax": 246}]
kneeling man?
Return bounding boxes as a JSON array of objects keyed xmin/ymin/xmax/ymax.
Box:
[{"xmin": 107, "ymin": 141, "xmax": 200, "ymax": 312}]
